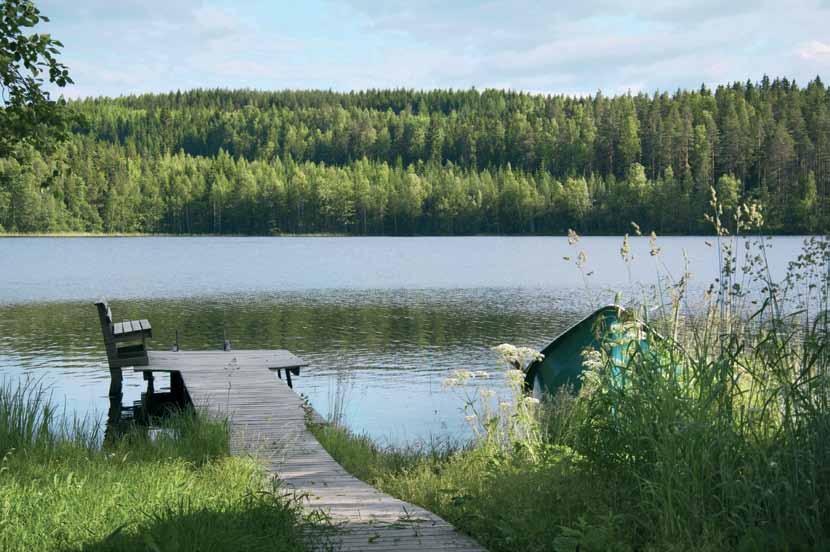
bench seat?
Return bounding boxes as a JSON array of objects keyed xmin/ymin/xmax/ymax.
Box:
[{"xmin": 113, "ymin": 319, "xmax": 152, "ymax": 339}]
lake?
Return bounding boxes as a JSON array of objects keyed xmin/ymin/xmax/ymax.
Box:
[{"xmin": 0, "ymin": 235, "xmax": 810, "ymax": 445}]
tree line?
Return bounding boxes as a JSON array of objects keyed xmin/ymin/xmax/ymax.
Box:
[{"xmin": 1, "ymin": 78, "xmax": 828, "ymax": 234}]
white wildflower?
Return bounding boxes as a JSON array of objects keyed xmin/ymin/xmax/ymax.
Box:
[
  {"xmin": 582, "ymin": 349, "xmax": 603, "ymax": 370},
  {"xmin": 499, "ymin": 401, "xmax": 512, "ymax": 410},
  {"xmin": 523, "ymin": 396, "xmax": 541, "ymax": 406},
  {"xmin": 506, "ymin": 369, "xmax": 525, "ymax": 385},
  {"xmin": 442, "ymin": 377, "xmax": 460, "ymax": 388},
  {"xmin": 453, "ymin": 369, "xmax": 474, "ymax": 382},
  {"xmin": 464, "ymin": 414, "xmax": 477, "ymax": 423},
  {"xmin": 492, "ymin": 344, "xmax": 543, "ymax": 369},
  {"xmin": 579, "ymin": 369, "xmax": 602, "ymax": 397},
  {"xmin": 492, "ymin": 343, "xmax": 517, "ymax": 358},
  {"xmin": 479, "ymin": 389, "xmax": 495, "ymax": 399}
]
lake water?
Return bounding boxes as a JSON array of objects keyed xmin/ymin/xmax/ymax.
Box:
[{"xmin": 0, "ymin": 235, "xmax": 810, "ymax": 445}]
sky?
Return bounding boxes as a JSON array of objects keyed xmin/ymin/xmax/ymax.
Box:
[{"xmin": 37, "ymin": 0, "xmax": 830, "ymax": 99}]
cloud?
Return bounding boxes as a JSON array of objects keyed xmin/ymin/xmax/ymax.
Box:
[
  {"xmin": 36, "ymin": 0, "xmax": 830, "ymax": 98},
  {"xmin": 342, "ymin": 0, "xmax": 829, "ymax": 94},
  {"xmin": 799, "ymin": 41, "xmax": 830, "ymax": 60},
  {"xmin": 192, "ymin": 6, "xmax": 244, "ymax": 42}
]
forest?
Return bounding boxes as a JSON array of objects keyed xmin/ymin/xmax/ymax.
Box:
[{"xmin": 0, "ymin": 77, "xmax": 827, "ymax": 235}]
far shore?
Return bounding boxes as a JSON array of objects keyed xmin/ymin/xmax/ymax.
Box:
[
  {"xmin": 0, "ymin": 231, "xmax": 349, "ymax": 238},
  {"xmin": 0, "ymin": 231, "xmax": 818, "ymax": 239}
]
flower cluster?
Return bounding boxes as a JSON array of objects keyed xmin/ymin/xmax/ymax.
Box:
[
  {"xmin": 492, "ymin": 344, "xmax": 544, "ymax": 370},
  {"xmin": 443, "ymin": 368, "xmax": 490, "ymax": 388},
  {"xmin": 439, "ymin": 342, "xmax": 547, "ymax": 461}
]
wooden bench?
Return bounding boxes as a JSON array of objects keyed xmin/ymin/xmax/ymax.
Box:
[
  {"xmin": 95, "ymin": 301, "xmax": 309, "ymax": 402},
  {"xmin": 95, "ymin": 300, "xmax": 153, "ymax": 397}
]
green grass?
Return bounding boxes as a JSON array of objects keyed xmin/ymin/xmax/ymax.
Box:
[
  {"xmin": 310, "ymin": 422, "xmax": 627, "ymax": 551},
  {"xmin": 312, "ymin": 233, "xmax": 830, "ymax": 552},
  {"xmin": 0, "ymin": 380, "xmax": 328, "ymax": 552}
]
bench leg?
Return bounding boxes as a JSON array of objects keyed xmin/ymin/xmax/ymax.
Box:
[
  {"xmin": 144, "ymin": 371, "xmax": 155, "ymax": 395},
  {"xmin": 104, "ymin": 394, "xmax": 124, "ymax": 445},
  {"xmin": 171, "ymin": 371, "xmax": 186, "ymax": 404},
  {"xmin": 109, "ymin": 368, "xmax": 123, "ymax": 398},
  {"xmin": 107, "ymin": 395, "xmax": 122, "ymax": 424}
]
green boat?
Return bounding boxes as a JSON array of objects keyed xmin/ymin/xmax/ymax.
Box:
[{"xmin": 524, "ymin": 305, "xmax": 641, "ymax": 397}]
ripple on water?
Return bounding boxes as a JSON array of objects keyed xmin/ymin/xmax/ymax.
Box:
[{"xmin": 0, "ymin": 236, "xmax": 809, "ymax": 445}]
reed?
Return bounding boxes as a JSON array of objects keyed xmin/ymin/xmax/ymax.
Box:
[
  {"xmin": 0, "ymin": 380, "xmax": 328, "ymax": 552},
  {"xmin": 313, "ymin": 198, "xmax": 830, "ymax": 551}
]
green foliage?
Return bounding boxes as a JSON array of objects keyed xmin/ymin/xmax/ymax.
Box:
[
  {"xmin": 0, "ymin": 0, "xmax": 73, "ymax": 157},
  {"xmin": 0, "ymin": 380, "xmax": 323, "ymax": 551},
  {"xmin": 314, "ymin": 234, "xmax": 830, "ymax": 551},
  {"xmin": 2, "ymin": 77, "xmax": 829, "ymax": 235},
  {"xmin": 313, "ymin": 417, "xmax": 629, "ymax": 552}
]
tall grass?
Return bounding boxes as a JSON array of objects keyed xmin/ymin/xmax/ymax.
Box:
[
  {"xmin": 0, "ymin": 378, "xmax": 99, "ymax": 454},
  {"xmin": 313, "ymin": 197, "xmax": 830, "ymax": 551},
  {"xmin": 0, "ymin": 379, "xmax": 328, "ymax": 551}
]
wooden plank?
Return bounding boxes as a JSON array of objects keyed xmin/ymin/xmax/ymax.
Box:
[
  {"xmin": 166, "ymin": 357, "xmax": 484, "ymax": 552},
  {"xmin": 144, "ymin": 350, "xmax": 307, "ymax": 372}
]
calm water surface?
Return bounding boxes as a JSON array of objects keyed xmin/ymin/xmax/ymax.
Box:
[{"xmin": 0, "ymin": 236, "xmax": 809, "ymax": 444}]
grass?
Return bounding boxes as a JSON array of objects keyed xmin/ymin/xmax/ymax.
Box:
[
  {"xmin": 312, "ymin": 225, "xmax": 830, "ymax": 551},
  {"xmin": 310, "ymin": 422, "xmax": 623, "ymax": 550},
  {"xmin": 0, "ymin": 380, "xmax": 328, "ymax": 552}
]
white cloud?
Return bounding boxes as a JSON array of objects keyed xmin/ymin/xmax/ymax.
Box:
[
  {"xmin": 799, "ymin": 40, "xmax": 830, "ymax": 60},
  {"xmin": 344, "ymin": 0, "xmax": 830, "ymax": 93},
  {"xmin": 38, "ymin": 0, "xmax": 830, "ymax": 98},
  {"xmin": 192, "ymin": 6, "xmax": 244, "ymax": 42}
]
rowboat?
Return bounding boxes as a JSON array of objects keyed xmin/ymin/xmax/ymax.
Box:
[{"xmin": 524, "ymin": 305, "xmax": 641, "ymax": 397}]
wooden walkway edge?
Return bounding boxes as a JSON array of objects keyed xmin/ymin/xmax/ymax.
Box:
[{"xmin": 138, "ymin": 355, "xmax": 485, "ymax": 552}]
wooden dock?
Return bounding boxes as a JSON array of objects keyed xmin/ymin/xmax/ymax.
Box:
[{"xmin": 135, "ymin": 351, "xmax": 485, "ymax": 552}]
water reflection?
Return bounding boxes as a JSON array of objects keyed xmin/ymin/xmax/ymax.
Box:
[
  {"xmin": 103, "ymin": 371, "xmax": 190, "ymax": 445},
  {"xmin": 0, "ymin": 290, "xmax": 607, "ymax": 444},
  {"xmin": 0, "ymin": 236, "xmax": 811, "ymax": 445}
]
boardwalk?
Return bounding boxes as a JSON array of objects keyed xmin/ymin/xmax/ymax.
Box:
[{"xmin": 137, "ymin": 351, "xmax": 485, "ymax": 552}]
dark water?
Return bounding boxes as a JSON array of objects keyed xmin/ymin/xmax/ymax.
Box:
[{"xmin": 0, "ymin": 236, "xmax": 809, "ymax": 444}]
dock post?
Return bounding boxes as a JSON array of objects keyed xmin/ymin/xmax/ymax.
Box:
[
  {"xmin": 143, "ymin": 370, "xmax": 155, "ymax": 394},
  {"xmin": 104, "ymin": 392, "xmax": 123, "ymax": 445},
  {"xmin": 171, "ymin": 371, "xmax": 186, "ymax": 403},
  {"xmin": 109, "ymin": 367, "xmax": 123, "ymax": 398}
]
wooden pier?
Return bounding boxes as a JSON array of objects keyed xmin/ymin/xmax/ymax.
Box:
[
  {"xmin": 134, "ymin": 351, "xmax": 485, "ymax": 552},
  {"xmin": 96, "ymin": 299, "xmax": 483, "ymax": 550}
]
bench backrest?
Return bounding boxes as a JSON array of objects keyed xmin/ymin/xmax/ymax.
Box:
[{"xmin": 94, "ymin": 300, "xmax": 117, "ymax": 360}]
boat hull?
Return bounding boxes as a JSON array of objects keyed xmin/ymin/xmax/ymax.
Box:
[{"xmin": 525, "ymin": 305, "xmax": 626, "ymax": 396}]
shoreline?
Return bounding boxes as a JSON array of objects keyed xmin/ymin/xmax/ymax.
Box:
[{"xmin": 0, "ymin": 232, "xmax": 820, "ymax": 238}]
